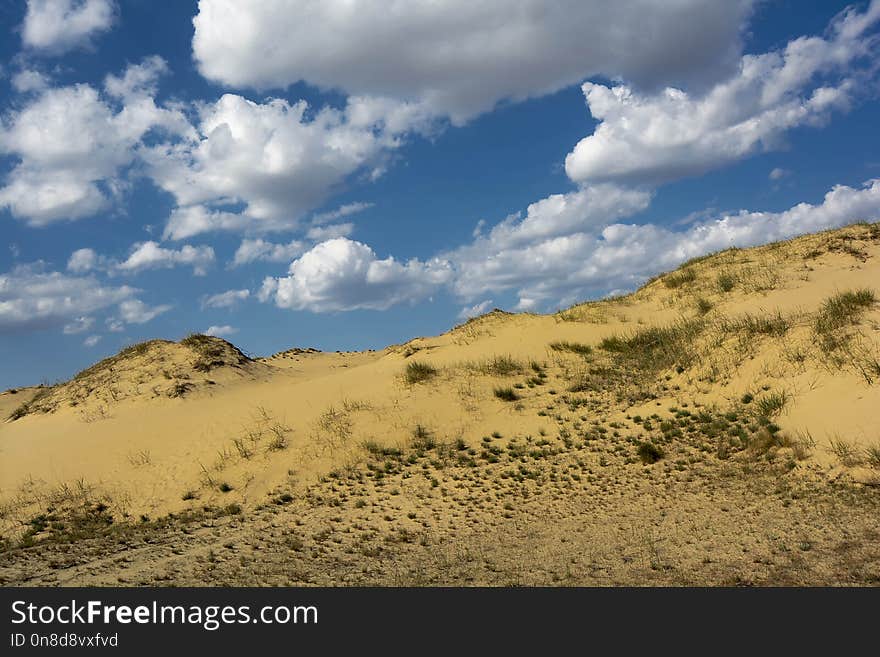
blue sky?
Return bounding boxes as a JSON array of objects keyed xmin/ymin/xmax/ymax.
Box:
[{"xmin": 1, "ymin": 0, "xmax": 879, "ymax": 390}]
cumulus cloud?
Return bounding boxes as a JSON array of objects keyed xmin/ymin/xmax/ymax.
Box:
[
  {"xmin": 204, "ymin": 325, "xmax": 238, "ymax": 337},
  {"xmin": 21, "ymin": 0, "xmax": 116, "ymax": 54},
  {"xmin": 261, "ymin": 237, "xmax": 452, "ymax": 312},
  {"xmin": 0, "ymin": 265, "xmax": 136, "ymax": 332},
  {"xmin": 83, "ymin": 334, "xmax": 102, "ymax": 347},
  {"xmin": 231, "ymin": 238, "xmax": 306, "ymax": 267},
  {"xmin": 0, "ymin": 59, "xmax": 191, "ymax": 225},
  {"xmin": 146, "ymin": 94, "xmax": 415, "ymax": 240},
  {"xmin": 471, "ymin": 185, "xmax": 651, "ymax": 252},
  {"xmin": 117, "ymin": 241, "xmax": 215, "ymax": 276},
  {"xmin": 118, "ymin": 299, "xmax": 171, "ymax": 324},
  {"xmin": 202, "ymin": 289, "xmax": 250, "ymax": 309},
  {"xmin": 565, "ymin": 2, "xmax": 880, "ymax": 186},
  {"xmin": 192, "ymin": 0, "xmax": 752, "ymax": 124}
]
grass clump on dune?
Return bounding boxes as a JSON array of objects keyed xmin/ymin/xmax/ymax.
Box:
[
  {"xmin": 549, "ymin": 341, "xmax": 593, "ymax": 356},
  {"xmin": 754, "ymin": 391, "xmax": 788, "ymax": 419},
  {"xmin": 404, "ymin": 360, "xmax": 438, "ymax": 384},
  {"xmin": 663, "ymin": 268, "xmax": 697, "ymax": 289},
  {"xmin": 482, "ymin": 355, "xmax": 524, "ymax": 376},
  {"xmin": 599, "ymin": 319, "xmax": 704, "ymax": 374},
  {"xmin": 814, "ymin": 289, "xmax": 876, "ymax": 336},
  {"xmin": 721, "ymin": 312, "xmax": 791, "ymax": 338},
  {"xmin": 493, "ymin": 387, "xmax": 520, "ymax": 402}
]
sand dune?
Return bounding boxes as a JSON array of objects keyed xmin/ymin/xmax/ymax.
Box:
[{"xmin": 1, "ymin": 223, "xmax": 879, "ymax": 585}]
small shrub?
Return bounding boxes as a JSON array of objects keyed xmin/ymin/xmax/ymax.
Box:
[
  {"xmin": 405, "ymin": 360, "xmax": 438, "ymax": 384},
  {"xmin": 218, "ymin": 482, "xmax": 234, "ymax": 493},
  {"xmin": 695, "ymin": 297, "xmax": 713, "ymax": 315},
  {"xmin": 637, "ymin": 442, "xmax": 664, "ymax": 464},
  {"xmin": 717, "ymin": 271, "xmax": 736, "ymax": 293},
  {"xmin": 494, "ymin": 387, "xmax": 520, "ymax": 402}
]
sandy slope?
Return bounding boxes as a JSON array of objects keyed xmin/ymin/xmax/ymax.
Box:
[{"xmin": 1, "ymin": 223, "xmax": 879, "ymax": 585}]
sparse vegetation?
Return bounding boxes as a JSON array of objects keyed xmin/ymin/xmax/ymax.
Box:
[{"xmin": 829, "ymin": 438, "xmax": 864, "ymax": 467}]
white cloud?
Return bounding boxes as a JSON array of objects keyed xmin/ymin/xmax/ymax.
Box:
[
  {"xmin": 192, "ymin": 0, "xmax": 753, "ymax": 124},
  {"xmin": 0, "ymin": 265, "xmax": 136, "ymax": 332},
  {"xmin": 11, "ymin": 69, "xmax": 50, "ymax": 93},
  {"xmin": 261, "ymin": 237, "xmax": 452, "ymax": 312},
  {"xmin": 204, "ymin": 325, "xmax": 238, "ymax": 338},
  {"xmin": 311, "ymin": 201, "xmax": 373, "ymax": 225},
  {"xmin": 63, "ymin": 316, "xmax": 94, "ymax": 334},
  {"xmin": 103, "ymin": 55, "xmax": 168, "ymax": 99},
  {"xmin": 458, "ymin": 300, "xmax": 493, "ymax": 320},
  {"xmin": 67, "ymin": 248, "xmax": 99, "ymax": 273},
  {"xmin": 306, "ymin": 223, "xmax": 354, "ymax": 241},
  {"xmin": 117, "ymin": 241, "xmax": 215, "ymax": 276},
  {"xmin": 472, "ymin": 185, "xmax": 651, "ymax": 252},
  {"xmin": 0, "ymin": 60, "xmax": 191, "ymax": 225},
  {"xmin": 565, "ymin": 2, "xmax": 880, "ymax": 186},
  {"xmin": 83, "ymin": 334, "xmax": 102, "ymax": 347},
  {"xmin": 162, "ymin": 205, "xmax": 251, "ymax": 241},
  {"xmin": 118, "ymin": 299, "xmax": 171, "ymax": 324},
  {"xmin": 231, "ymin": 238, "xmax": 306, "ymax": 267},
  {"xmin": 146, "ymin": 94, "xmax": 413, "ymax": 240},
  {"xmin": 769, "ymin": 167, "xmax": 791, "ymax": 181},
  {"xmin": 22, "ymin": 0, "xmax": 115, "ymax": 54},
  {"xmin": 202, "ymin": 289, "xmax": 250, "ymax": 309}
]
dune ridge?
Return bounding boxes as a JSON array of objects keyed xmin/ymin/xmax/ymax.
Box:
[{"xmin": 1, "ymin": 222, "xmax": 879, "ymax": 586}]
